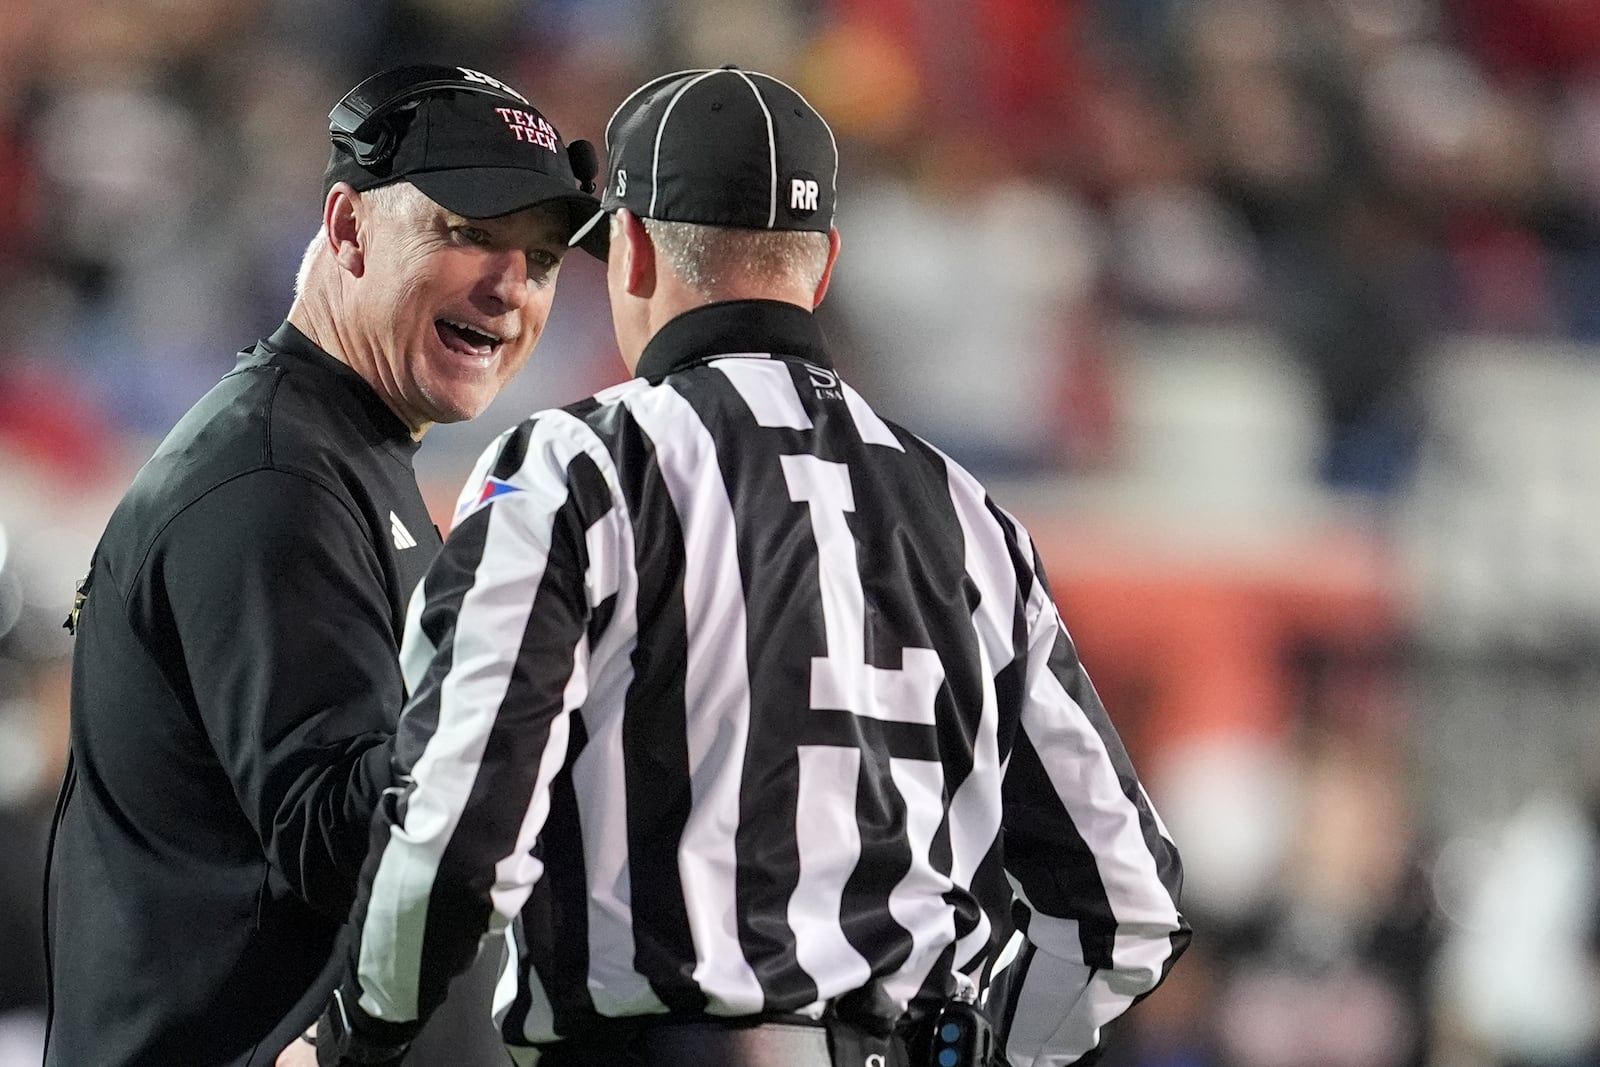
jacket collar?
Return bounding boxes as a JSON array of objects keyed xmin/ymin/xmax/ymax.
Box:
[
  {"xmin": 253, "ymin": 321, "xmax": 420, "ymax": 453},
  {"xmin": 635, "ymin": 300, "xmax": 832, "ymax": 380}
]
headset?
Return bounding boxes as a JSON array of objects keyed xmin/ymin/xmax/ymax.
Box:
[
  {"xmin": 328, "ymin": 63, "xmax": 535, "ymax": 169},
  {"xmin": 328, "ymin": 64, "xmax": 599, "ymax": 192}
]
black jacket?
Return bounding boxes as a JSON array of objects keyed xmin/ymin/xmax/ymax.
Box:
[{"xmin": 45, "ymin": 323, "xmax": 506, "ymax": 1066}]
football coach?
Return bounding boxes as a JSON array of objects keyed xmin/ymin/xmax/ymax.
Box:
[{"xmin": 43, "ymin": 64, "xmax": 604, "ymax": 1067}]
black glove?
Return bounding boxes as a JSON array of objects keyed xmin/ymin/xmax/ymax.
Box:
[{"xmin": 315, "ymin": 988, "xmax": 411, "ymax": 1067}]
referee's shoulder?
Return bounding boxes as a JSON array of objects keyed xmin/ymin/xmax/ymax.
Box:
[{"xmin": 534, "ymin": 376, "xmax": 658, "ymax": 439}]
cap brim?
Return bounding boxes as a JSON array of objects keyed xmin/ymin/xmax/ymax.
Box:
[
  {"xmin": 566, "ymin": 208, "xmax": 610, "ymax": 260},
  {"xmin": 408, "ymin": 167, "xmax": 608, "ymax": 260}
]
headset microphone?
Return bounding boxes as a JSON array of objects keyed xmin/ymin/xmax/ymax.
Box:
[{"xmin": 567, "ymin": 140, "xmax": 599, "ymax": 194}]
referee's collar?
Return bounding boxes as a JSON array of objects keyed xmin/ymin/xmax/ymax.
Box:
[{"xmin": 635, "ymin": 300, "xmax": 831, "ymax": 381}]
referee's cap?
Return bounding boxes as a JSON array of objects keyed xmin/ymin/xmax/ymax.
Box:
[
  {"xmin": 568, "ymin": 65, "xmax": 839, "ymax": 258},
  {"xmin": 324, "ymin": 64, "xmax": 606, "ymax": 258}
]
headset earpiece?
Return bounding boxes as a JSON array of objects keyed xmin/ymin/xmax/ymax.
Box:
[{"xmin": 329, "ymin": 102, "xmax": 419, "ymax": 169}]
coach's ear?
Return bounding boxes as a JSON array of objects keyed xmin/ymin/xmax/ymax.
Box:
[
  {"xmin": 325, "ymin": 182, "xmax": 367, "ymax": 278},
  {"xmin": 812, "ymin": 228, "xmax": 841, "ymax": 309},
  {"xmin": 615, "ymin": 209, "xmax": 656, "ymax": 300}
]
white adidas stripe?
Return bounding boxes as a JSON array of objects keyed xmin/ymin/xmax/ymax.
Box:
[{"xmin": 390, "ymin": 511, "xmax": 417, "ymax": 550}]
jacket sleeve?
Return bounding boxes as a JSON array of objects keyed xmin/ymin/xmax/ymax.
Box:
[
  {"xmin": 331, "ymin": 414, "xmax": 619, "ymax": 1046},
  {"xmin": 987, "ymin": 529, "xmax": 1190, "ymax": 1067},
  {"xmin": 147, "ymin": 468, "xmax": 398, "ymax": 918}
]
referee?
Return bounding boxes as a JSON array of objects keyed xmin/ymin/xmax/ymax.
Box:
[{"xmin": 303, "ymin": 66, "xmax": 1189, "ymax": 1067}]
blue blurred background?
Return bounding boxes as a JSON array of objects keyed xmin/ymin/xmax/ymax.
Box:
[{"xmin": 3, "ymin": 1, "xmax": 1599, "ymax": 1064}]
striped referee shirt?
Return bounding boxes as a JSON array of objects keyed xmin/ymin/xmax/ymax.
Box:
[{"xmin": 338, "ymin": 300, "xmax": 1189, "ymax": 1066}]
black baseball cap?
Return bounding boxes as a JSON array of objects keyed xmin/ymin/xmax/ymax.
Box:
[
  {"xmin": 568, "ymin": 65, "xmax": 838, "ymax": 257},
  {"xmin": 324, "ymin": 64, "xmax": 606, "ymax": 258}
]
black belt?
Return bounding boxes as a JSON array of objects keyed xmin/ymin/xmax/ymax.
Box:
[{"xmin": 532, "ymin": 1013, "xmax": 908, "ymax": 1067}]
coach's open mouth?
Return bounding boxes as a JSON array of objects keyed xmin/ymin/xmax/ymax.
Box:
[{"xmin": 437, "ymin": 319, "xmax": 503, "ymax": 359}]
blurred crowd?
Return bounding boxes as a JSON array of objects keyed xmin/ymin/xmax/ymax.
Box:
[{"xmin": 3, "ymin": 0, "xmax": 1600, "ymax": 1065}]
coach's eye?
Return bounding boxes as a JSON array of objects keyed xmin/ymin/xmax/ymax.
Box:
[
  {"xmin": 526, "ymin": 249, "xmax": 562, "ymax": 286},
  {"xmin": 456, "ymin": 225, "xmax": 492, "ymax": 246}
]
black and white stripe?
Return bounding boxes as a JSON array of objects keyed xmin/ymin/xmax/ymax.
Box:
[{"xmin": 346, "ymin": 323, "xmax": 1187, "ymax": 1065}]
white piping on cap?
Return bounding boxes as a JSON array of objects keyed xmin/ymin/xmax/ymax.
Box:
[
  {"xmin": 598, "ymin": 67, "xmax": 839, "ymax": 228},
  {"xmin": 726, "ymin": 68, "xmax": 779, "ymax": 227},
  {"xmin": 748, "ymin": 70, "xmax": 839, "ymax": 226},
  {"xmin": 602, "ymin": 68, "xmax": 706, "ymax": 146},
  {"xmin": 592, "ymin": 67, "xmax": 710, "ymax": 227},
  {"xmin": 650, "ymin": 69, "xmax": 722, "ymax": 218},
  {"xmin": 567, "ymin": 206, "xmax": 605, "ymax": 249}
]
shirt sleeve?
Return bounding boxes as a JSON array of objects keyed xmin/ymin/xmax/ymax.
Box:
[
  {"xmin": 988, "ymin": 531, "xmax": 1190, "ymax": 1067},
  {"xmin": 147, "ymin": 468, "xmax": 399, "ymax": 919},
  {"xmin": 334, "ymin": 414, "xmax": 619, "ymax": 1044}
]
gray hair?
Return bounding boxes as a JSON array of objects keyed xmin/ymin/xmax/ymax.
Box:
[
  {"xmin": 359, "ymin": 181, "xmax": 428, "ymax": 221},
  {"xmin": 640, "ymin": 218, "xmax": 830, "ymax": 297},
  {"xmin": 293, "ymin": 229, "xmax": 324, "ymax": 302}
]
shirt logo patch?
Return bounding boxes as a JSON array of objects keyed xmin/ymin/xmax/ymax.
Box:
[
  {"xmin": 807, "ymin": 364, "xmax": 843, "ymax": 400},
  {"xmin": 390, "ymin": 511, "xmax": 418, "ymax": 550},
  {"xmin": 455, "ymin": 476, "xmax": 523, "ymax": 521}
]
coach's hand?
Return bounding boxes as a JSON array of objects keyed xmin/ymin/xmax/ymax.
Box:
[{"xmin": 275, "ymin": 1024, "xmax": 319, "ymax": 1067}]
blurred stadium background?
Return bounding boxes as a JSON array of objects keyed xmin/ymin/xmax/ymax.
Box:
[{"xmin": 3, "ymin": 0, "xmax": 1600, "ymax": 1064}]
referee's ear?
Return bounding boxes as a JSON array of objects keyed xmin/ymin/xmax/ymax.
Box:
[
  {"xmin": 616, "ymin": 209, "xmax": 656, "ymax": 299},
  {"xmin": 812, "ymin": 227, "xmax": 841, "ymax": 309}
]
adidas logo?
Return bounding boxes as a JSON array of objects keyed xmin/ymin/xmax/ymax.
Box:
[{"xmin": 390, "ymin": 511, "xmax": 418, "ymax": 550}]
